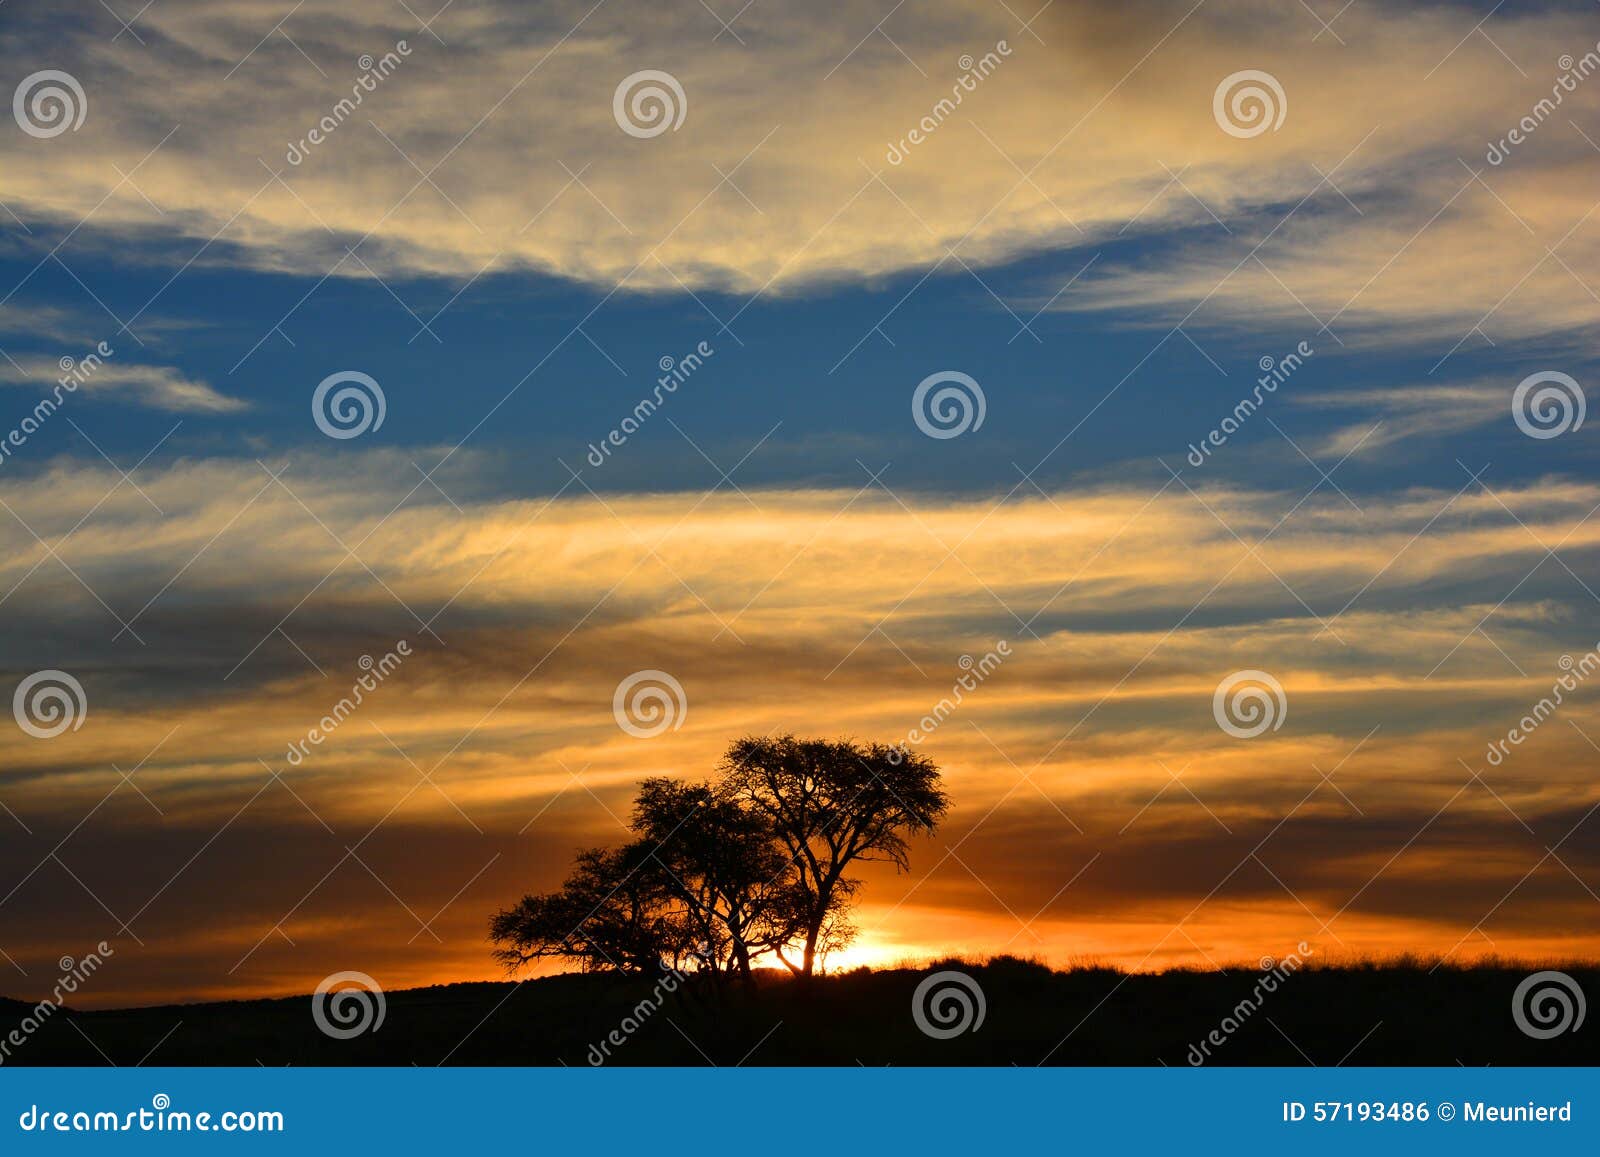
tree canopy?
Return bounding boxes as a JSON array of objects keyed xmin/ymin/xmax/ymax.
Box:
[{"xmin": 490, "ymin": 735, "xmax": 948, "ymax": 978}]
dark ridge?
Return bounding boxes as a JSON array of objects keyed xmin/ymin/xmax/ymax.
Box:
[{"xmin": 3, "ymin": 957, "xmax": 1596, "ymax": 1067}]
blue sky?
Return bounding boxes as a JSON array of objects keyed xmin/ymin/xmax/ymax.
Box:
[
  {"xmin": 0, "ymin": 0, "xmax": 1592, "ymax": 506},
  {"xmin": 2, "ymin": 207, "xmax": 1589, "ymax": 501}
]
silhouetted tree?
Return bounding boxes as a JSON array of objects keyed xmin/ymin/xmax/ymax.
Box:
[
  {"xmin": 490, "ymin": 842, "xmax": 686, "ymax": 974},
  {"xmin": 631, "ymin": 778, "xmax": 800, "ymax": 977},
  {"xmin": 721, "ymin": 735, "xmax": 949, "ymax": 976},
  {"xmin": 491, "ymin": 737, "xmax": 947, "ymax": 979},
  {"xmin": 490, "ymin": 780, "xmax": 796, "ymax": 978}
]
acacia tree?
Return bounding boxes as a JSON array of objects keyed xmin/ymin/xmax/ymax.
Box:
[
  {"xmin": 490, "ymin": 737, "xmax": 947, "ymax": 979},
  {"xmin": 630, "ymin": 777, "xmax": 800, "ymax": 976},
  {"xmin": 489, "ymin": 842, "xmax": 685, "ymax": 974},
  {"xmin": 721, "ymin": 735, "xmax": 949, "ymax": 977},
  {"xmin": 490, "ymin": 779, "xmax": 801, "ymax": 978}
]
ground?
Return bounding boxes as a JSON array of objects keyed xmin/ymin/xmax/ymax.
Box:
[{"xmin": 3, "ymin": 957, "xmax": 1595, "ymax": 1067}]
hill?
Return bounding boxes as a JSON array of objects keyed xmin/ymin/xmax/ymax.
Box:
[{"xmin": 2, "ymin": 958, "xmax": 1595, "ymax": 1066}]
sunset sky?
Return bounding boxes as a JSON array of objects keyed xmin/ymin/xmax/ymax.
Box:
[{"xmin": 1, "ymin": 0, "xmax": 1598, "ymax": 1009}]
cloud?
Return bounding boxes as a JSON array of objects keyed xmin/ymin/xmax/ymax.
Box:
[
  {"xmin": 0, "ymin": 0, "xmax": 1595, "ymax": 350},
  {"xmin": 3, "ymin": 0, "xmax": 1599, "ymax": 1004},
  {"xmin": 1290, "ymin": 381, "xmax": 1509, "ymax": 458},
  {"xmin": 0, "ymin": 303, "xmax": 96, "ymax": 345},
  {"xmin": 0, "ymin": 358, "xmax": 247, "ymax": 413},
  {"xmin": 0, "ymin": 450, "xmax": 1597, "ymax": 1000}
]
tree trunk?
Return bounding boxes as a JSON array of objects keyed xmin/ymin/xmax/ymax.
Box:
[
  {"xmin": 801, "ymin": 914, "xmax": 824, "ymax": 977},
  {"xmin": 801, "ymin": 867, "xmax": 842, "ymax": 977}
]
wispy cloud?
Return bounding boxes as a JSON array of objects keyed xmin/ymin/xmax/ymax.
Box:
[
  {"xmin": 2, "ymin": 451, "xmax": 1597, "ymax": 998},
  {"xmin": 0, "ymin": 1, "xmax": 1595, "ymax": 350},
  {"xmin": 0, "ymin": 302, "xmax": 97, "ymax": 345},
  {"xmin": 0, "ymin": 358, "xmax": 247, "ymax": 413},
  {"xmin": 1290, "ymin": 381, "xmax": 1508, "ymax": 458}
]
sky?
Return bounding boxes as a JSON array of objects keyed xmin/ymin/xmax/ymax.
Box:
[{"xmin": 0, "ymin": 0, "xmax": 1597, "ymax": 1011}]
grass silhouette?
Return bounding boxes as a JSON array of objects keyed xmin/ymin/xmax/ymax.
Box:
[{"xmin": 4, "ymin": 956, "xmax": 1594, "ymax": 1066}]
